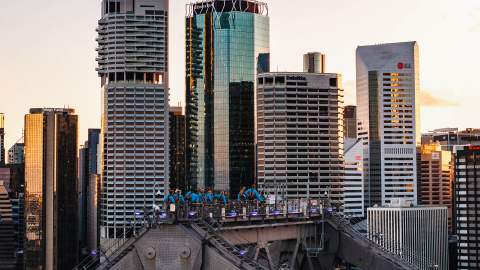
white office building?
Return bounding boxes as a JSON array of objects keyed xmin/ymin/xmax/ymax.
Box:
[
  {"xmin": 96, "ymin": 0, "xmax": 170, "ymax": 239},
  {"xmin": 257, "ymin": 72, "xmax": 344, "ymax": 202},
  {"xmin": 344, "ymin": 139, "xmax": 364, "ymax": 217},
  {"xmin": 368, "ymin": 205, "xmax": 449, "ymax": 270},
  {"xmin": 356, "ymin": 42, "xmax": 420, "ymax": 208}
]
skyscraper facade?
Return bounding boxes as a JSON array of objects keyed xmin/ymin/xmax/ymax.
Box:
[
  {"xmin": 356, "ymin": 41, "xmax": 420, "ymax": 208},
  {"xmin": 419, "ymin": 143, "xmax": 453, "ymax": 231},
  {"xmin": 96, "ymin": 0, "xmax": 170, "ymax": 239},
  {"xmin": 368, "ymin": 205, "xmax": 449, "ymax": 270},
  {"xmin": 257, "ymin": 72, "xmax": 344, "ymax": 201},
  {"xmin": 344, "ymin": 105, "xmax": 357, "ymax": 140},
  {"xmin": 0, "ymin": 181, "xmax": 16, "ymax": 270},
  {"xmin": 0, "ymin": 113, "xmax": 5, "ymax": 166},
  {"xmin": 8, "ymin": 141, "xmax": 24, "ymax": 165},
  {"xmin": 186, "ymin": 0, "xmax": 270, "ymax": 193},
  {"xmin": 24, "ymin": 108, "xmax": 79, "ymax": 270},
  {"xmin": 169, "ymin": 106, "xmax": 186, "ymax": 191},
  {"xmin": 422, "ymin": 128, "xmax": 480, "ymax": 151},
  {"xmin": 344, "ymin": 139, "xmax": 364, "ymax": 217},
  {"xmin": 454, "ymin": 145, "xmax": 480, "ymax": 269}
]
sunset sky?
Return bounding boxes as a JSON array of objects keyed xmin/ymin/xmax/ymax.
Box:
[{"xmin": 0, "ymin": 0, "xmax": 479, "ymax": 148}]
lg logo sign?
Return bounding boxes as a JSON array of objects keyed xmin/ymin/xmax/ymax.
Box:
[{"xmin": 397, "ymin": 62, "xmax": 412, "ymax": 69}]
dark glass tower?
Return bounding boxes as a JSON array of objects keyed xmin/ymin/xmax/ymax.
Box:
[
  {"xmin": 186, "ymin": 0, "xmax": 270, "ymax": 194},
  {"xmin": 24, "ymin": 108, "xmax": 79, "ymax": 270},
  {"xmin": 169, "ymin": 107, "xmax": 186, "ymax": 190}
]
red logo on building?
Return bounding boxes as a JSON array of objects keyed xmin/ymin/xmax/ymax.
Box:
[{"xmin": 397, "ymin": 62, "xmax": 404, "ymax": 69}]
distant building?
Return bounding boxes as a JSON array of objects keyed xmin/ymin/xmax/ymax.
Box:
[
  {"xmin": 11, "ymin": 193, "xmax": 24, "ymax": 268},
  {"xmin": 303, "ymin": 52, "xmax": 326, "ymax": 73},
  {"xmin": 169, "ymin": 107, "xmax": 186, "ymax": 191},
  {"xmin": 454, "ymin": 145, "xmax": 480, "ymax": 269},
  {"xmin": 24, "ymin": 108, "xmax": 79, "ymax": 270},
  {"xmin": 344, "ymin": 139, "xmax": 364, "ymax": 217},
  {"xmin": 87, "ymin": 174, "xmax": 101, "ymax": 254},
  {"xmin": 0, "ymin": 113, "xmax": 5, "ymax": 166},
  {"xmin": 8, "ymin": 138, "xmax": 24, "ymax": 165},
  {"xmin": 356, "ymin": 42, "xmax": 420, "ymax": 208},
  {"xmin": 186, "ymin": 0, "xmax": 270, "ymax": 193},
  {"xmin": 344, "ymin": 105, "xmax": 357, "ymax": 140},
  {"xmin": 257, "ymin": 72, "xmax": 344, "ymax": 201},
  {"xmin": 422, "ymin": 128, "xmax": 480, "ymax": 151},
  {"xmin": 368, "ymin": 204, "xmax": 449, "ymax": 270},
  {"xmin": 419, "ymin": 143, "xmax": 454, "ymax": 231},
  {"xmin": 0, "ymin": 181, "xmax": 16, "ymax": 269}
]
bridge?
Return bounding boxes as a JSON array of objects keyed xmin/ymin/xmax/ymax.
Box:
[{"xmin": 73, "ymin": 201, "xmax": 425, "ymax": 270}]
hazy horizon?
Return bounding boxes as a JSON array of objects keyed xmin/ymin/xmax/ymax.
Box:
[{"xmin": 0, "ymin": 0, "xmax": 479, "ymax": 149}]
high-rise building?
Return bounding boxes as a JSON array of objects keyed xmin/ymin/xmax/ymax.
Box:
[
  {"xmin": 344, "ymin": 105, "xmax": 357, "ymax": 140},
  {"xmin": 419, "ymin": 143, "xmax": 454, "ymax": 231},
  {"xmin": 169, "ymin": 107, "xmax": 186, "ymax": 191},
  {"xmin": 257, "ymin": 72, "xmax": 344, "ymax": 201},
  {"xmin": 356, "ymin": 41, "xmax": 420, "ymax": 208},
  {"xmin": 186, "ymin": 0, "xmax": 270, "ymax": 194},
  {"xmin": 0, "ymin": 181, "xmax": 16, "ymax": 270},
  {"xmin": 422, "ymin": 128, "xmax": 480, "ymax": 151},
  {"xmin": 454, "ymin": 145, "xmax": 480, "ymax": 269},
  {"xmin": 8, "ymin": 140, "xmax": 25, "ymax": 165},
  {"xmin": 344, "ymin": 139, "xmax": 364, "ymax": 217},
  {"xmin": 303, "ymin": 52, "xmax": 326, "ymax": 73},
  {"xmin": 79, "ymin": 129, "xmax": 101, "ymax": 256},
  {"xmin": 24, "ymin": 108, "xmax": 79, "ymax": 270},
  {"xmin": 368, "ymin": 204, "xmax": 449, "ymax": 270},
  {"xmin": 0, "ymin": 113, "xmax": 5, "ymax": 166},
  {"xmin": 96, "ymin": 0, "xmax": 170, "ymax": 239}
]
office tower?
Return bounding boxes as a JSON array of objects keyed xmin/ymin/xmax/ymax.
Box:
[
  {"xmin": 11, "ymin": 193, "xmax": 24, "ymax": 268},
  {"xmin": 368, "ymin": 204, "xmax": 449, "ymax": 270},
  {"xmin": 169, "ymin": 106, "xmax": 186, "ymax": 190},
  {"xmin": 24, "ymin": 108, "xmax": 79, "ymax": 270},
  {"xmin": 87, "ymin": 174, "xmax": 101, "ymax": 253},
  {"xmin": 454, "ymin": 145, "xmax": 480, "ymax": 269},
  {"xmin": 257, "ymin": 72, "xmax": 344, "ymax": 201},
  {"xmin": 79, "ymin": 129, "xmax": 101, "ymax": 255},
  {"xmin": 186, "ymin": 0, "xmax": 270, "ymax": 193},
  {"xmin": 8, "ymin": 140, "xmax": 25, "ymax": 165},
  {"xmin": 344, "ymin": 139, "xmax": 364, "ymax": 217},
  {"xmin": 0, "ymin": 113, "xmax": 5, "ymax": 165},
  {"xmin": 0, "ymin": 168, "xmax": 11, "ymax": 193},
  {"xmin": 356, "ymin": 41, "xmax": 420, "ymax": 208},
  {"xmin": 0, "ymin": 181, "xmax": 16, "ymax": 269},
  {"xmin": 422, "ymin": 128, "xmax": 480, "ymax": 151},
  {"xmin": 97, "ymin": 0, "xmax": 170, "ymax": 239},
  {"xmin": 343, "ymin": 105, "xmax": 357, "ymax": 140},
  {"xmin": 303, "ymin": 52, "xmax": 326, "ymax": 73},
  {"xmin": 419, "ymin": 143, "xmax": 454, "ymax": 231}
]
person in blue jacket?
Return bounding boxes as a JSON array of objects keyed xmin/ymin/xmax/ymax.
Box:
[
  {"xmin": 206, "ymin": 189, "xmax": 215, "ymax": 204},
  {"xmin": 174, "ymin": 189, "xmax": 185, "ymax": 204},
  {"xmin": 164, "ymin": 190, "xmax": 176, "ymax": 204},
  {"xmin": 216, "ymin": 191, "xmax": 228, "ymax": 206}
]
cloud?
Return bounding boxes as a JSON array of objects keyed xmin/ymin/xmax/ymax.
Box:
[
  {"xmin": 470, "ymin": 23, "xmax": 480, "ymax": 32},
  {"xmin": 421, "ymin": 91, "xmax": 459, "ymax": 107}
]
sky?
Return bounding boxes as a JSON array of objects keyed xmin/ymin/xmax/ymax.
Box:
[{"xmin": 0, "ymin": 0, "xmax": 479, "ymax": 149}]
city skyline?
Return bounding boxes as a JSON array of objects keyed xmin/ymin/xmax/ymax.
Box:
[{"xmin": 1, "ymin": 0, "xmax": 480, "ymax": 148}]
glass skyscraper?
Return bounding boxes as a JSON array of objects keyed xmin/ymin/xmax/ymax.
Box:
[
  {"xmin": 186, "ymin": 0, "xmax": 270, "ymax": 194},
  {"xmin": 24, "ymin": 108, "xmax": 79, "ymax": 270}
]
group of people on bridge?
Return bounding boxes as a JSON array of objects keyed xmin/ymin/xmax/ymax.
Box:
[{"xmin": 164, "ymin": 184, "xmax": 266, "ymax": 206}]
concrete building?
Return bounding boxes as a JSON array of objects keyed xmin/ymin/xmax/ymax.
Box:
[
  {"xmin": 169, "ymin": 106, "xmax": 186, "ymax": 191},
  {"xmin": 0, "ymin": 181, "xmax": 16, "ymax": 269},
  {"xmin": 24, "ymin": 108, "xmax": 79, "ymax": 270},
  {"xmin": 186, "ymin": 0, "xmax": 270, "ymax": 194},
  {"xmin": 422, "ymin": 128, "xmax": 480, "ymax": 151},
  {"xmin": 344, "ymin": 105, "xmax": 357, "ymax": 140},
  {"xmin": 8, "ymin": 140, "xmax": 24, "ymax": 165},
  {"xmin": 344, "ymin": 139, "xmax": 364, "ymax": 217},
  {"xmin": 257, "ymin": 72, "xmax": 344, "ymax": 201},
  {"xmin": 419, "ymin": 143, "xmax": 453, "ymax": 231},
  {"xmin": 356, "ymin": 41, "xmax": 420, "ymax": 208},
  {"xmin": 96, "ymin": 0, "xmax": 170, "ymax": 239},
  {"xmin": 0, "ymin": 113, "xmax": 5, "ymax": 166},
  {"xmin": 454, "ymin": 145, "xmax": 480, "ymax": 269},
  {"xmin": 303, "ymin": 52, "xmax": 326, "ymax": 73},
  {"xmin": 368, "ymin": 204, "xmax": 449, "ymax": 270}
]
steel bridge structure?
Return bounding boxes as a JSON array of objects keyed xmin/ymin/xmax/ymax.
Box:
[{"xmin": 73, "ymin": 201, "xmax": 430, "ymax": 270}]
